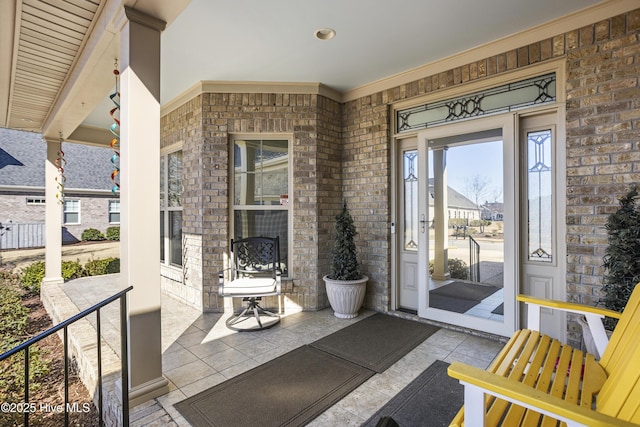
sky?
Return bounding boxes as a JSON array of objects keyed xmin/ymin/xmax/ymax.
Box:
[{"xmin": 431, "ymin": 140, "xmax": 504, "ymax": 203}]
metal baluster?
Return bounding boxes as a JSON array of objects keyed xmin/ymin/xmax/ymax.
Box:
[
  {"xmin": 97, "ymin": 308, "xmax": 103, "ymax": 426},
  {"xmin": 64, "ymin": 326, "xmax": 69, "ymax": 426},
  {"xmin": 120, "ymin": 294, "xmax": 130, "ymax": 426},
  {"xmin": 24, "ymin": 346, "xmax": 29, "ymax": 427}
]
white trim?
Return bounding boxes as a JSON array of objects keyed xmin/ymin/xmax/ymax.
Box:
[
  {"xmin": 161, "ymin": 81, "xmax": 342, "ymax": 118},
  {"xmin": 161, "ymin": 141, "xmax": 183, "ymax": 156},
  {"xmin": 391, "ymin": 59, "xmax": 566, "ymax": 131},
  {"xmin": 229, "ymin": 133, "xmax": 293, "ymax": 275}
]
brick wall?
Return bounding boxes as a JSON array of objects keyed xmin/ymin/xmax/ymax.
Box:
[
  {"xmin": 342, "ymin": 9, "xmax": 639, "ymax": 343},
  {"xmin": 161, "ymin": 92, "xmax": 343, "ymax": 311},
  {"xmin": 161, "ymin": 95, "xmax": 204, "ymax": 308},
  {"xmin": 0, "ymin": 193, "xmax": 45, "ymax": 223},
  {"xmin": 564, "ymin": 10, "xmax": 640, "ymax": 343}
]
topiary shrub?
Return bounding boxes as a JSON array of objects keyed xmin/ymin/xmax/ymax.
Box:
[
  {"xmin": 328, "ymin": 202, "xmax": 361, "ymax": 281},
  {"xmin": 602, "ymin": 186, "xmax": 640, "ymax": 318},
  {"xmin": 106, "ymin": 226, "xmax": 120, "ymax": 241},
  {"xmin": 81, "ymin": 228, "xmax": 105, "ymax": 241},
  {"xmin": 84, "ymin": 257, "xmax": 120, "ymax": 276}
]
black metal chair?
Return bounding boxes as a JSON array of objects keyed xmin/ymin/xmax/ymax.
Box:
[{"xmin": 218, "ymin": 236, "xmax": 282, "ymax": 331}]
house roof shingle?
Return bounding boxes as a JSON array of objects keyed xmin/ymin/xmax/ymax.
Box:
[{"xmin": 0, "ymin": 128, "xmax": 116, "ymax": 191}]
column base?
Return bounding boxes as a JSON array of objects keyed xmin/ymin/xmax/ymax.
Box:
[
  {"xmin": 42, "ymin": 276, "xmax": 64, "ymax": 286},
  {"xmin": 116, "ymin": 376, "xmax": 170, "ymax": 407},
  {"xmin": 431, "ymin": 273, "xmax": 451, "ymax": 281}
]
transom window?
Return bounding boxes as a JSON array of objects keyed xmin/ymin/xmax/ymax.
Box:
[{"xmin": 231, "ymin": 136, "xmax": 291, "ymax": 275}]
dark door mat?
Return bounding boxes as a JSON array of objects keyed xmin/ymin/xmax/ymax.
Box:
[
  {"xmin": 175, "ymin": 345, "xmax": 374, "ymax": 427},
  {"xmin": 311, "ymin": 313, "xmax": 439, "ymax": 373},
  {"xmin": 430, "ymin": 281, "xmax": 500, "ymax": 301},
  {"xmin": 361, "ymin": 360, "xmax": 463, "ymax": 427}
]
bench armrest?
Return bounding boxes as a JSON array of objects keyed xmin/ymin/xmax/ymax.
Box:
[
  {"xmin": 517, "ymin": 294, "xmax": 620, "ymax": 358},
  {"xmin": 517, "ymin": 295, "xmax": 622, "ymax": 319},
  {"xmin": 448, "ymin": 362, "xmax": 636, "ymax": 427}
]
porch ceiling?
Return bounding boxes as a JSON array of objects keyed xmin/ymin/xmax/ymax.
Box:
[{"xmin": 0, "ymin": 0, "xmax": 634, "ymax": 146}]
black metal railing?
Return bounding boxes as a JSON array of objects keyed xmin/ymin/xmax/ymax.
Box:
[
  {"xmin": 469, "ymin": 236, "xmax": 480, "ymax": 283},
  {"xmin": 0, "ymin": 286, "xmax": 133, "ymax": 427}
]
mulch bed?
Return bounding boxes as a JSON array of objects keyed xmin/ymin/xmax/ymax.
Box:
[{"xmin": 4, "ymin": 293, "xmax": 100, "ymax": 427}]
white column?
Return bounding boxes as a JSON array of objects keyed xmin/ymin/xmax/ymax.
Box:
[
  {"xmin": 117, "ymin": 6, "xmax": 168, "ymax": 406},
  {"xmin": 432, "ymin": 147, "xmax": 450, "ymax": 280},
  {"xmin": 43, "ymin": 138, "xmax": 63, "ymax": 285}
]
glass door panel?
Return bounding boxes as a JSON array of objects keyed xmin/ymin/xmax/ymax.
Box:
[
  {"xmin": 417, "ymin": 113, "xmax": 516, "ymax": 337},
  {"xmin": 427, "ymin": 141, "xmax": 505, "ymax": 322}
]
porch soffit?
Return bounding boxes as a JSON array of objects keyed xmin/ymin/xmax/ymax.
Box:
[
  {"xmin": 0, "ymin": 0, "xmax": 189, "ymax": 146},
  {"xmin": 2, "ymin": 0, "xmax": 104, "ymax": 132}
]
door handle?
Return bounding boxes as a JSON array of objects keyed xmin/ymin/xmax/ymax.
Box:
[{"xmin": 420, "ymin": 214, "xmax": 427, "ymax": 233}]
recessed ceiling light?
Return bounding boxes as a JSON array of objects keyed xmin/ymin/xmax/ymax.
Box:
[{"xmin": 314, "ymin": 28, "xmax": 336, "ymax": 41}]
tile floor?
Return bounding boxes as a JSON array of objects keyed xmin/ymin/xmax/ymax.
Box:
[
  {"xmin": 52, "ymin": 275, "xmax": 504, "ymax": 426},
  {"xmin": 130, "ymin": 296, "xmax": 504, "ymax": 426}
]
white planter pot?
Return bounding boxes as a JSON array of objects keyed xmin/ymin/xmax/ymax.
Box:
[{"xmin": 323, "ymin": 275, "xmax": 368, "ymax": 319}]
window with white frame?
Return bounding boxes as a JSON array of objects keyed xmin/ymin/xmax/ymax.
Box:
[
  {"xmin": 63, "ymin": 200, "xmax": 80, "ymax": 224},
  {"xmin": 231, "ymin": 136, "xmax": 291, "ymax": 275},
  {"xmin": 26, "ymin": 197, "xmax": 46, "ymax": 205},
  {"xmin": 160, "ymin": 150, "xmax": 183, "ymax": 267},
  {"xmin": 108, "ymin": 200, "xmax": 120, "ymax": 224}
]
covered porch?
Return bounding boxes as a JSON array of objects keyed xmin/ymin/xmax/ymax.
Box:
[
  {"xmin": 2, "ymin": 0, "xmax": 640, "ymax": 422},
  {"xmin": 41, "ymin": 274, "xmax": 502, "ymax": 426}
]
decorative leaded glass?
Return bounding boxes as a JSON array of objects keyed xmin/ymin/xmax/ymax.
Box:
[
  {"xmin": 527, "ymin": 129, "xmax": 553, "ymax": 262},
  {"xmin": 397, "ymin": 73, "xmax": 556, "ymax": 133},
  {"xmin": 404, "ymin": 150, "xmax": 418, "ymax": 251}
]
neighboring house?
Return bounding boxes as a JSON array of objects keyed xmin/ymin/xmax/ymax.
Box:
[
  {"xmin": 480, "ymin": 202, "xmax": 504, "ymax": 221},
  {"xmin": 427, "ymin": 180, "xmax": 480, "ymax": 222},
  {"xmin": 0, "ymin": 128, "xmax": 119, "ymax": 248}
]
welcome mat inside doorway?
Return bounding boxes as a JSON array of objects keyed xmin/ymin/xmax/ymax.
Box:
[{"xmin": 429, "ymin": 281, "xmax": 500, "ymax": 313}]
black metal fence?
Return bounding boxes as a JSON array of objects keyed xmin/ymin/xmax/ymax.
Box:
[{"xmin": 0, "ymin": 286, "xmax": 133, "ymax": 426}]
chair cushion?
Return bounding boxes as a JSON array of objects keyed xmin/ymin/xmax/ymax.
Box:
[{"xmin": 220, "ymin": 277, "xmax": 278, "ymax": 297}]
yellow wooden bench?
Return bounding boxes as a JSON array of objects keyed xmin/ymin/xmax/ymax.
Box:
[{"xmin": 448, "ymin": 284, "xmax": 640, "ymax": 427}]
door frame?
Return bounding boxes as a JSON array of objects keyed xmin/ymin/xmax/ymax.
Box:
[{"xmin": 416, "ymin": 113, "xmax": 517, "ymax": 337}]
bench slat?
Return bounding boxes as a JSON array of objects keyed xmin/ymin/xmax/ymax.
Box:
[
  {"xmin": 501, "ymin": 335, "xmax": 554, "ymax": 425},
  {"xmin": 486, "ymin": 331, "xmax": 540, "ymax": 424}
]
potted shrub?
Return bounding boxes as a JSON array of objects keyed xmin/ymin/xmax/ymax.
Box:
[
  {"xmin": 583, "ymin": 186, "xmax": 640, "ymax": 355},
  {"xmin": 601, "ymin": 186, "xmax": 640, "ymax": 322},
  {"xmin": 323, "ymin": 202, "xmax": 368, "ymax": 318}
]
